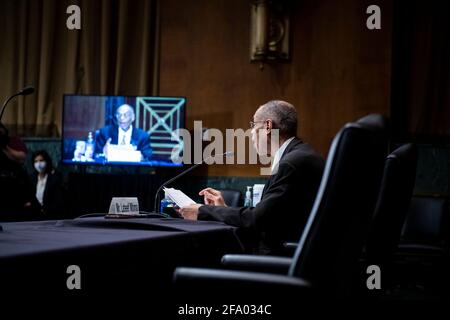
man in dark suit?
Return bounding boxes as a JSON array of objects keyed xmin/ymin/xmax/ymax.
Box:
[
  {"xmin": 0, "ymin": 134, "xmax": 39, "ymax": 221},
  {"xmin": 180, "ymin": 100, "xmax": 325, "ymax": 255},
  {"xmin": 95, "ymin": 104, "xmax": 152, "ymax": 161}
]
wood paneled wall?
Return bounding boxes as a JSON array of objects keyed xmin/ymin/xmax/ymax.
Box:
[{"xmin": 159, "ymin": 0, "xmax": 392, "ymax": 176}]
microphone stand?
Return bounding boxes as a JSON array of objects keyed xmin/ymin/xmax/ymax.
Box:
[
  {"xmin": 0, "ymin": 93, "xmax": 21, "ymax": 121},
  {"xmin": 0, "ymin": 94, "xmax": 19, "ymax": 146},
  {"xmin": 153, "ymin": 152, "xmax": 232, "ymax": 213},
  {"xmin": 153, "ymin": 159, "xmax": 208, "ymax": 213},
  {"xmin": 0, "ymin": 85, "xmax": 35, "ymax": 121}
]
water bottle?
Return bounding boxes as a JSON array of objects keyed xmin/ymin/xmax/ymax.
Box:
[
  {"xmin": 244, "ymin": 186, "xmax": 253, "ymax": 207},
  {"xmin": 160, "ymin": 196, "xmax": 176, "ymax": 214},
  {"xmin": 85, "ymin": 131, "xmax": 95, "ymax": 161}
]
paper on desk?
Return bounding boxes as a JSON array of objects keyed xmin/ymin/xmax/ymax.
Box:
[{"xmin": 163, "ymin": 187, "xmax": 197, "ymax": 207}]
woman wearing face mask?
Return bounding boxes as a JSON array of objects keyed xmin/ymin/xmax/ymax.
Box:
[{"xmin": 31, "ymin": 150, "xmax": 64, "ymax": 219}]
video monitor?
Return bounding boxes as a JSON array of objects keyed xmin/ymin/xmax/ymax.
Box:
[{"xmin": 62, "ymin": 95, "xmax": 185, "ymax": 167}]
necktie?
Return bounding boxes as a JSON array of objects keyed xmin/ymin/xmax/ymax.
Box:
[{"xmin": 121, "ymin": 134, "xmax": 126, "ymax": 145}]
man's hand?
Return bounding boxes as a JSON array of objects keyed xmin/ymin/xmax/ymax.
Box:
[
  {"xmin": 103, "ymin": 138, "xmax": 112, "ymax": 158},
  {"xmin": 179, "ymin": 204, "xmax": 202, "ymax": 220},
  {"xmin": 199, "ymin": 188, "xmax": 227, "ymax": 206}
]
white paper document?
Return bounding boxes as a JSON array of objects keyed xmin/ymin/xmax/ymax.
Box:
[{"xmin": 163, "ymin": 187, "xmax": 197, "ymax": 207}]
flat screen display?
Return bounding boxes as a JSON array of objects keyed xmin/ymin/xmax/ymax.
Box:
[{"xmin": 62, "ymin": 95, "xmax": 185, "ymax": 167}]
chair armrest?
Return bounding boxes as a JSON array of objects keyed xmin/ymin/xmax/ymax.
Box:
[
  {"xmin": 283, "ymin": 242, "xmax": 298, "ymax": 249},
  {"xmin": 173, "ymin": 267, "xmax": 311, "ymax": 300},
  {"xmin": 221, "ymin": 254, "xmax": 292, "ymax": 274},
  {"xmin": 282, "ymin": 242, "xmax": 299, "ymax": 256}
]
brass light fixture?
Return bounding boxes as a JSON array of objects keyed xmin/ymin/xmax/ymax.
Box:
[{"xmin": 250, "ymin": 0, "xmax": 291, "ymax": 66}]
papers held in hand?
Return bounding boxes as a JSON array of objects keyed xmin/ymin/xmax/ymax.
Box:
[{"xmin": 163, "ymin": 187, "xmax": 196, "ymax": 208}]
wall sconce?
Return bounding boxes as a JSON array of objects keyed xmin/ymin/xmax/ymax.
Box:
[{"xmin": 250, "ymin": 0, "xmax": 291, "ymax": 66}]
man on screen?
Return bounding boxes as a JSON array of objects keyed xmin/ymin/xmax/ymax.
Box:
[{"xmin": 95, "ymin": 104, "xmax": 152, "ymax": 161}]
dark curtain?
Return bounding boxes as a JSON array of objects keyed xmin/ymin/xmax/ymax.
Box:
[
  {"xmin": 391, "ymin": 0, "xmax": 450, "ymax": 142},
  {"xmin": 0, "ymin": 0, "xmax": 159, "ymax": 137}
]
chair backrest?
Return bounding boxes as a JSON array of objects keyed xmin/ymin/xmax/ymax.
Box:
[
  {"xmin": 401, "ymin": 197, "xmax": 448, "ymax": 246},
  {"xmin": 288, "ymin": 114, "xmax": 388, "ymax": 296},
  {"xmin": 218, "ymin": 189, "xmax": 242, "ymax": 207},
  {"xmin": 365, "ymin": 143, "xmax": 418, "ymax": 264}
]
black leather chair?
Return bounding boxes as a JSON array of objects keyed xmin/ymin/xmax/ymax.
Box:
[
  {"xmin": 173, "ymin": 114, "xmax": 388, "ymax": 301},
  {"xmin": 218, "ymin": 189, "xmax": 242, "ymax": 207},
  {"xmin": 222, "ymin": 144, "xmax": 418, "ymax": 274},
  {"xmin": 400, "ymin": 197, "xmax": 448, "ymax": 251},
  {"xmin": 398, "ymin": 197, "xmax": 449, "ymax": 264},
  {"xmin": 365, "ymin": 143, "xmax": 418, "ymax": 267},
  {"xmin": 390, "ymin": 197, "xmax": 450, "ymax": 297}
]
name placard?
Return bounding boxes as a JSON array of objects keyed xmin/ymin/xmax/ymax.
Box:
[{"xmin": 107, "ymin": 197, "xmax": 140, "ymax": 217}]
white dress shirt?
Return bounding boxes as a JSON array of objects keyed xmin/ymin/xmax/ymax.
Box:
[
  {"xmin": 271, "ymin": 137, "xmax": 295, "ymax": 174},
  {"xmin": 36, "ymin": 174, "xmax": 48, "ymax": 206},
  {"xmin": 118, "ymin": 125, "xmax": 133, "ymax": 145}
]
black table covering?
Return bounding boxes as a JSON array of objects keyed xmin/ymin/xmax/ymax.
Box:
[{"xmin": 0, "ymin": 217, "xmax": 243, "ymax": 296}]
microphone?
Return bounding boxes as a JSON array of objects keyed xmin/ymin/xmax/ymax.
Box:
[
  {"xmin": 19, "ymin": 85, "xmax": 35, "ymax": 96},
  {"xmin": 153, "ymin": 151, "xmax": 234, "ymax": 213},
  {"xmin": 0, "ymin": 85, "xmax": 35, "ymax": 121}
]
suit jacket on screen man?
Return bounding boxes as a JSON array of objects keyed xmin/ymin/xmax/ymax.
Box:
[{"xmin": 94, "ymin": 125, "xmax": 153, "ymax": 161}]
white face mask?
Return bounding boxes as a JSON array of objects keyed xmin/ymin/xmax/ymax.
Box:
[{"xmin": 34, "ymin": 160, "xmax": 47, "ymax": 173}]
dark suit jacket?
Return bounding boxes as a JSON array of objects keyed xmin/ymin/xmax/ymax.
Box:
[
  {"xmin": 198, "ymin": 137, "xmax": 325, "ymax": 255},
  {"xmin": 95, "ymin": 125, "xmax": 152, "ymax": 160},
  {"xmin": 31, "ymin": 171, "xmax": 65, "ymax": 219},
  {"xmin": 0, "ymin": 151, "xmax": 38, "ymax": 220}
]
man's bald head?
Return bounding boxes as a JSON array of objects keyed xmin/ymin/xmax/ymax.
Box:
[
  {"xmin": 255, "ymin": 100, "xmax": 298, "ymax": 138},
  {"xmin": 115, "ymin": 104, "xmax": 135, "ymax": 131}
]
